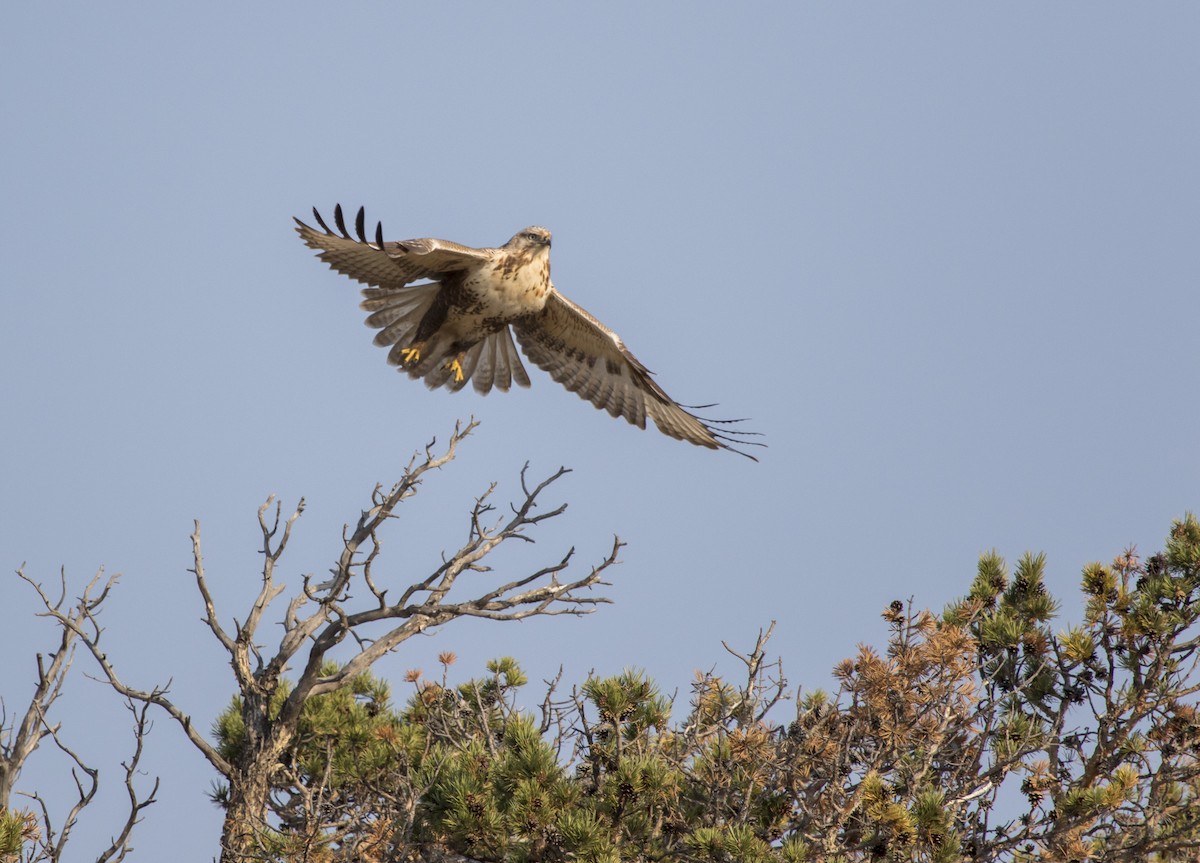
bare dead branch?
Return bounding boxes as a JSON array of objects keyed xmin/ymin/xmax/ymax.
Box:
[
  {"xmin": 4, "ymin": 567, "xmax": 82, "ymax": 810},
  {"xmin": 93, "ymin": 700, "xmax": 159, "ymax": 863},
  {"xmin": 25, "ymin": 708, "xmax": 98, "ymax": 861},
  {"xmin": 22, "ymin": 568, "xmax": 231, "ymax": 777},
  {"xmin": 189, "ymin": 525, "xmax": 236, "ymax": 656}
]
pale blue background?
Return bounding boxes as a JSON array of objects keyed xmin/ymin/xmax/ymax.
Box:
[{"xmin": 2, "ymin": 3, "xmax": 1198, "ymax": 857}]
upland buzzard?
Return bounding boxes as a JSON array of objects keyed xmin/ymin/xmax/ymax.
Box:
[{"xmin": 295, "ymin": 205, "xmax": 759, "ymax": 458}]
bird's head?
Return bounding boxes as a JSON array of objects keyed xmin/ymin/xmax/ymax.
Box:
[{"xmin": 507, "ymin": 226, "xmax": 552, "ymax": 252}]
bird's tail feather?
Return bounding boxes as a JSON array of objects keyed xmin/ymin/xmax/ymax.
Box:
[
  {"xmin": 419, "ymin": 329, "xmax": 532, "ymax": 394},
  {"xmin": 500, "ymin": 329, "xmax": 532, "ymax": 389},
  {"xmin": 475, "ymin": 334, "xmax": 500, "ymax": 392}
]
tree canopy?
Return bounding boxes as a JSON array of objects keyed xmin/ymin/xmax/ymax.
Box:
[
  {"xmin": 207, "ymin": 513, "xmax": 1200, "ymax": 862},
  {"xmin": 4, "ymin": 425, "xmax": 1199, "ymax": 862}
]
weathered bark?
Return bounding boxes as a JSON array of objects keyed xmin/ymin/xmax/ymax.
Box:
[
  {"xmin": 218, "ymin": 684, "xmax": 294, "ymax": 863},
  {"xmin": 219, "ymin": 764, "xmax": 277, "ymax": 863}
]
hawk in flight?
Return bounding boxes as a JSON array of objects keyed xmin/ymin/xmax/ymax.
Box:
[{"xmin": 295, "ymin": 205, "xmax": 760, "ymax": 459}]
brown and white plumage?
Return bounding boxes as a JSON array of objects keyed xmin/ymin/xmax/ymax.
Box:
[{"xmin": 295, "ymin": 205, "xmax": 760, "ymax": 458}]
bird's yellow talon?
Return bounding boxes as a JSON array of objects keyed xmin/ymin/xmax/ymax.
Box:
[
  {"xmin": 447, "ymin": 358, "xmax": 465, "ymax": 382},
  {"xmin": 401, "ymin": 347, "xmax": 421, "ymax": 364}
]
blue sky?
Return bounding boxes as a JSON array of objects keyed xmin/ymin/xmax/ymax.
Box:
[{"xmin": 2, "ymin": 3, "xmax": 1198, "ymax": 857}]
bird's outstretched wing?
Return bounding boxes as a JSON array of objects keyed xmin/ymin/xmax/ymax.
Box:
[
  {"xmin": 513, "ymin": 292, "xmax": 761, "ymax": 459},
  {"xmin": 294, "ymin": 204, "xmax": 494, "ymax": 289}
]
